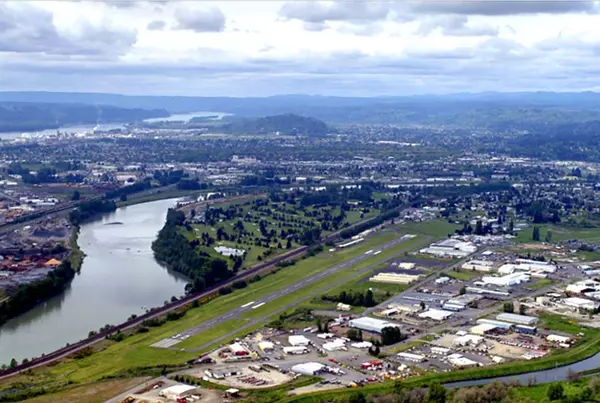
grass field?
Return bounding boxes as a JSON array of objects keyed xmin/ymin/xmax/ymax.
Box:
[
  {"xmin": 398, "ymin": 219, "xmax": 461, "ymax": 239},
  {"xmin": 516, "ymin": 224, "xmax": 600, "ymax": 243},
  {"xmin": 525, "ymin": 278, "xmax": 555, "ymax": 290},
  {"xmin": 176, "ymin": 319, "xmax": 248, "ymax": 349},
  {"xmin": 446, "ymin": 269, "xmax": 480, "ymax": 281}
]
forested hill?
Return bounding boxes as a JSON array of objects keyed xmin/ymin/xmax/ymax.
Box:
[
  {"xmin": 0, "ymin": 102, "xmax": 169, "ymax": 133},
  {"xmin": 219, "ymin": 114, "xmax": 329, "ymax": 137}
]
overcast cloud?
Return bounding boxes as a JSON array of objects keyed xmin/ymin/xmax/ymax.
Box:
[{"xmin": 1, "ymin": 0, "xmax": 600, "ymax": 96}]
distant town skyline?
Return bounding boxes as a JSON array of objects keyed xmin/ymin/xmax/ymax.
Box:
[{"xmin": 1, "ymin": 1, "xmax": 600, "ymax": 96}]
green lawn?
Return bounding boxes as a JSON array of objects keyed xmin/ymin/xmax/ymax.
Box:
[
  {"xmin": 176, "ymin": 319, "xmax": 247, "ymax": 349},
  {"xmin": 525, "ymin": 278, "xmax": 555, "ymax": 290},
  {"xmin": 446, "ymin": 270, "xmax": 480, "ymax": 281},
  {"xmin": 397, "ymin": 219, "xmax": 461, "ymax": 239},
  {"xmin": 516, "ymin": 224, "xmax": 600, "ymax": 243}
]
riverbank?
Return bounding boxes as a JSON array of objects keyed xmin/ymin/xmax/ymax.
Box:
[{"xmin": 67, "ymin": 225, "xmax": 85, "ymax": 271}]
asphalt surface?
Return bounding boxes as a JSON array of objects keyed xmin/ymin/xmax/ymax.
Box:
[{"xmin": 153, "ymin": 234, "xmax": 422, "ymax": 352}]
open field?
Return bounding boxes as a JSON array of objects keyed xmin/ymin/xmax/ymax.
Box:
[
  {"xmin": 516, "ymin": 223, "xmax": 600, "ymax": 243},
  {"xmin": 446, "ymin": 269, "xmax": 480, "ymax": 281},
  {"xmin": 397, "ymin": 219, "xmax": 461, "ymax": 239},
  {"xmin": 176, "ymin": 319, "xmax": 248, "ymax": 349},
  {"xmin": 22, "ymin": 377, "xmax": 151, "ymax": 403}
]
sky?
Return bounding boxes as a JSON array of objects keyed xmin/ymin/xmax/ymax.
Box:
[{"xmin": 1, "ymin": 0, "xmax": 600, "ymax": 96}]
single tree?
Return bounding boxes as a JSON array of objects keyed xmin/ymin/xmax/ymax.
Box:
[
  {"xmin": 427, "ymin": 381, "xmax": 446, "ymax": 403},
  {"xmin": 547, "ymin": 383, "xmax": 564, "ymax": 401}
]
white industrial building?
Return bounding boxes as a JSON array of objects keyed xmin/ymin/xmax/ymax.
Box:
[
  {"xmin": 397, "ymin": 352, "xmax": 426, "ymax": 362},
  {"xmin": 159, "ymin": 385, "xmax": 197, "ymax": 401},
  {"xmin": 323, "ymin": 339, "xmax": 346, "ymax": 352},
  {"xmin": 453, "ymin": 334, "xmax": 484, "ymax": 346},
  {"xmin": 418, "ymin": 309, "xmax": 453, "ymax": 321},
  {"xmin": 563, "ymin": 297, "xmax": 600, "ymax": 311},
  {"xmin": 496, "ymin": 313, "xmax": 538, "ymax": 326},
  {"xmin": 566, "ymin": 280, "xmax": 600, "ymax": 295},
  {"xmin": 482, "ymin": 272, "xmax": 530, "ymax": 287},
  {"xmin": 351, "ymin": 341, "xmax": 373, "ymax": 349},
  {"xmin": 349, "ymin": 317, "xmax": 400, "ymax": 334},
  {"xmin": 431, "ymin": 347, "xmax": 451, "ymax": 355},
  {"xmin": 291, "ymin": 362, "xmax": 326, "ymax": 376},
  {"xmin": 288, "ymin": 335, "xmax": 311, "ymax": 346},
  {"xmin": 477, "ymin": 319, "xmax": 513, "ymax": 329},
  {"xmin": 547, "ymin": 334, "xmax": 571, "ymax": 344},
  {"xmin": 283, "ymin": 346, "xmax": 309, "ymax": 355},
  {"xmin": 447, "ymin": 353, "xmax": 480, "ymax": 368},
  {"xmin": 420, "ymin": 239, "xmax": 477, "ymax": 258},
  {"xmin": 462, "ymin": 260, "xmax": 495, "ymax": 272},
  {"xmin": 370, "ymin": 272, "xmax": 421, "ymax": 285}
]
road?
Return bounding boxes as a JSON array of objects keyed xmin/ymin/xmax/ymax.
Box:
[{"xmin": 149, "ymin": 234, "xmax": 421, "ymax": 351}]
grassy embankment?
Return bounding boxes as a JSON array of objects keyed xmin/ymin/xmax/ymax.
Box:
[
  {"xmin": 0, "ymin": 230, "xmax": 412, "ymax": 397},
  {"xmin": 515, "ymin": 223, "xmax": 600, "ymax": 244},
  {"xmin": 282, "ymin": 314, "xmax": 600, "ymax": 402}
]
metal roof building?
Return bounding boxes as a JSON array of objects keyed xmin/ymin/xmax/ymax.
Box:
[
  {"xmin": 349, "ymin": 317, "xmax": 400, "ymax": 334},
  {"xmin": 496, "ymin": 313, "xmax": 539, "ymax": 326}
]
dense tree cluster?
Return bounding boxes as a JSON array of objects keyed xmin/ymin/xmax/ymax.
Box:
[
  {"xmin": 152, "ymin": 209, "xmax": 232, "ymax": 293},
  {"xmin": 321, "ymin": 289, "xmax": 377, "ymax": 307},
  {"xmin": 0, "ymin": 261, "xmax": 75, "ymax": 326},
  {"xmin": 381, "ymin": 326, "xmax": 406, "ymax": 345},
  {"xmin": 69, "ymin": 200, "xmax": 117, "ymax": 225}
]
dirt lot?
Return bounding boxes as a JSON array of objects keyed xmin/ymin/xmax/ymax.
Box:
[
  {"xmin": 26, "ymin": 377, "xmax": 152, "ymax": 403},
  {"xmin": 191, "ymin": 365, "xmax": 293, "ymax": 389},
  {"xmin": 432, "ymin": 333, "xmax": 530, "ymax": 360}
]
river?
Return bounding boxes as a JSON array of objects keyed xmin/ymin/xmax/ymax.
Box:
[{"xmin": 0, "ymin": 199, "xmax": 188, "ymax": 365}]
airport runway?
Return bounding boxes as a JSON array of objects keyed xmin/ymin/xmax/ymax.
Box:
[{"xmin": 151, "ymin": 234, "xmax": 418, "ymax": 350}]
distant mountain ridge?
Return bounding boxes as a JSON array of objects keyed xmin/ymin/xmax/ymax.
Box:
[
  {"xmin": 3, "ymin": 91, "xmax": 600, "ymax": 128},
  {"xmin": 219, "ymin": 113, "xmax": 329, "ymax": 137},
  {"xmin": 0, "ymin": 102, "xmax": 169, "ymax": 133}
]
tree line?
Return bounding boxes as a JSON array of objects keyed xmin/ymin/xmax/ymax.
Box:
[{"xmin": 151, "ymin": 209, "xmax": 233, "ymax": 293}]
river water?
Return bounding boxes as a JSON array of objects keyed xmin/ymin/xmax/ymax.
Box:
[{"xmin": 0, "ymin": 199, "xmax": 188, "ymax": 365}]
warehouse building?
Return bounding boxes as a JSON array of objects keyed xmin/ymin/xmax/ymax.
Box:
[
  {"xmin": 496, "ymin": 313, "xmax": 539, "ymax": 326},
  {"xmin": 291, "ymin": 362, "xmax": 326, "ymax": 376},
  {"xmin": 159, "ymin": 385, "xmax": 197, "ymax": 401},
  {"xmin": 418, "ymin": 308, "xmax": 453, "ymax": 321},
  {"xmin": 462, "ymin": 260, "xmax": 495, "ymax": 272},
  {"xmin": 447, "ymin": 354, "xmax": 480, "ymax": 368},
  {"xmin": 563, "ymin": 297, "xmax": 600, "ymax": 311},
  {"xmin": 370, "ymin": 272, "xmax": 421, "ymax": 285},
  {"xmin": 470, "ymin": 323, "xmax": 498, "ymax": 335},
  {"xmin": 482, "ymin": 272, "xmax": 530, "ymax": 287},
  {"xmin": 349, "ymin": 317, "xmax": 400, "ymax": 334},
  {"xmin": 477, "ymin": 319, "xmax": 514, "ymax": 330},
  {"xmin": 397, "ymin": 352, "xmax": 426, "ymax": 362},
  {"xmin": 288, "ymin": 335, "xmax": 311, "ymax": 346},
  {"xmin": 283, "ymin": 346, "xmax": 309, "ymax": 355}
]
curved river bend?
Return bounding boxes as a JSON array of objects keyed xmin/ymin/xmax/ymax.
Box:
[{"xmin": 0, "ymin": 199, "xmax": 187, "ymax": 365}]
